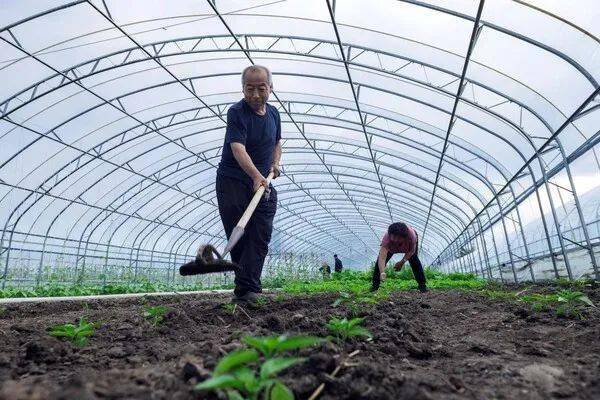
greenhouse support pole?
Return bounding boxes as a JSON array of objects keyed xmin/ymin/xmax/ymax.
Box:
[
  {"xmin": 556, "ymin": 141, "xmax": 599, "ymax": 279},
  {"xmin": 473, "ymin": 222, "xmax": 487, "ymax": 278},
  {"xmin": 532, "ymin": 183, "xmax": 560, "ymax": 279},
  {"xmin": 496, "ymin": 194, "xmax": 519, "ymax": 283},
  {"xmin": 477, "ymin": 217, "xmax": 494, "ymax": 280},
  {"xmin": 542, "ymin": 170, "xmax": 573, "ymax": 280},
  {"xmin": 487, "ymin": 214, "xmax": 504, "ymax": 283},
  {"xmin": 509, "ymin": 187, "xmax": 535, "ymax": 282}
]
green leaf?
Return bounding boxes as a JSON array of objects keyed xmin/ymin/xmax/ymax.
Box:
[
  {"xmin": 348, "ymin": 317, "xmax": 365, "ymax": 328},
  {"xmin": 270, "ymin": 381, "xmax": 294, "ymax": 400},
  {"xmin": 260, "ymin": 357, "xmax": 304, "ymax": 379},
  {"xmin": 49, "ymin": 326, "xmax": 75, "ymax": 337},
  {"xmin": 274, "ymin": 336, "xmax": 324, "ymax": 352},
  {"xmin": 262, "ymin": 381, "xmax": 275, "ymax": 400},
  {"xmin": 349, "ymin": 326, "xmax": 373, "ymax": 339},
  {"xmin": 227, "ymin": 391, "xmax": 245, "ymax": 400},
  {"xmin": 73, "ymin": 336, "xmax": 88, "ymax": 347},
  {"xmin": 214, "ymin": 349, "xmax": 259, "ymax": 375},
  {"xmin": 195, "ymin": 374, "xmax": 242, "ymax": 391},
  {"xmin": 242, "ymin": 336, "xmax": 271, "ymax": 356},
  {"xmin": 233, "ymin": 367, "xmax": 259, "ymax": 392},
  {"xmin": 577, "ymin": 294, "xmax": 595, "ymax": 307}
]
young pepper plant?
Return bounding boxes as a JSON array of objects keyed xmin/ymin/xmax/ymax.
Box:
[
  {"xmin": 196, "ymin": 348, "xmax": 299, "ymax": 400},
  {"xmin": 143, "ymin": 305, "xmax": 168, "ymax": 326},
  {"xmin": 196, "ymin": 335, "xmax": 324, "ymax": 400},
  {"xmin": 48, "ymin": 317, "xmax": 98, "ymax": 346},
  {"xmin": 242, "ymin": 335, "xmax": 324, "ymax": 359},
  {"xmin": 326, "ymin": 317, "xmax": 372, "ymax": 344}
]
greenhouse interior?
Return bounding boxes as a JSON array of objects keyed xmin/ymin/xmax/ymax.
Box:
[{"xmin": 0, "ymin": 1, "xmax": 599, "ymax": 399}]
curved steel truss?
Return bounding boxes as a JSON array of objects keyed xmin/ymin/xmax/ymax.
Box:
[{"xmin": 1, "ymin": 0, "xmax": 599, "ymax": 287}]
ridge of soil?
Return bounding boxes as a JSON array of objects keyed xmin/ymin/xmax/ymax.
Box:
[{"xmin": 0, "ymin": 287, "xmax": 599, "ymax": 399}]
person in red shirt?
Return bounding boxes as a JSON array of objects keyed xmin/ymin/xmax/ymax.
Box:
[{"xmin": 371, "ymin": 222, "xmax": 427, "ymax": 293}]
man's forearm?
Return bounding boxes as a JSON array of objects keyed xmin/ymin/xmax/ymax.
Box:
[
  {"xmin": 231, "ymin": 143, "xmax": 262, "ymax": 180},
  {"xmin": 378, "ymin": 255, "xmax": 387, "ymax": 273},
  {"xmin": 272, "ymin": 141, "xmax": 281, "ymax": 167}
]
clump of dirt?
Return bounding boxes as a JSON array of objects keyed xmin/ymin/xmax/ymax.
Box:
[{"xmin": 0, "ymin": 286, "xmax": 599, "ymax": 399}]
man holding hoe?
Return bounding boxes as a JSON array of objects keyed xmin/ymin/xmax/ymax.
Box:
[
  {"xmin": 371, "ymin": 222, "xmax": 428, "ymax": 293},
  {"xmin": 216, "ymin": 65, "xmax": 281, "ymax": 304}
]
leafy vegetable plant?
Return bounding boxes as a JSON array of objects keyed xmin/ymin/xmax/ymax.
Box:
[
  {"xmin": 556, "ymin": 290, "xmax": 595, "ymax": 319},
  {"xmin": 143, "ymin": 305, "xmax": 168, "ymax": 326},
  {"xmin": 242, "ymin": 335, "xmax": 324, "ymax": 359},
  {"xmin": 196, "ymin": 335, "xmax": 323, "ymax": 400},
  {"xmin": 48, "ymin": 317, "xmax": 97, "ymax": 346},
  {"xmin": 326, "ymin": 317, "xmax": 372, "ymax": 343}
]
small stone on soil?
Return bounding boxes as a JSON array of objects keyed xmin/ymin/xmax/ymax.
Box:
[
  {"xmin": 520, "ymin": 363, "xmax": 564, "ymax": 392},
  {"xmin": 106, "ymin": 346, "xmax": 128, "ymax": 358},
  {"xmin": 405, "ymin": 341, "xmax": 433, "ymax": 359}
]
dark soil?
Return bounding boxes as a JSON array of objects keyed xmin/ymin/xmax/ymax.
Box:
[{"xmin": 1, "ymin": 287, "xmax": 599, "ymax": 400}]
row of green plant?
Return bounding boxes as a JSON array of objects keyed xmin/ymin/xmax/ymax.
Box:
[
  {"xmin": 0, "ymin": 265, "xmax": 318, "ymax": 299},
  {"xmin": 0, "ymin": 279, "xmax": 234, "ymax": 299},
  {"xmin": 481, "ymin": 287, "xmax": 596, "ymax": 319},
  {"xmin": 283, "ymin": 268, "xmax": 597, "ymax": 320},
  {"xmin": 48, "ymin": 304, "xmax": 170, "ymax": 346},
  {"xmin": 282, "ymin": 268, "xmax": 486, "ymax": 295}
]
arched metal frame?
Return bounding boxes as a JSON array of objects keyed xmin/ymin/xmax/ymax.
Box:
[{"xmin": 0, "ymin": 0, "xmax": 599, "ymax": 288}]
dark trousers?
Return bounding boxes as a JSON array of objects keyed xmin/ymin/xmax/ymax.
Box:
[
  {"xmin": 334, "ymin": 260, "xmax": 343, "ymax": 272},
  {"xmin": 371, "ymin": 240, "xmax": 427, "ymax": 291},
  {"xmin": 216, "ymin": 174, "xmax": 277, "ymax": 296}
]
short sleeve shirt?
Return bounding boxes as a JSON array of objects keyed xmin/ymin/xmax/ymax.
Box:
[
  {"xmin": 380, "ymin": 227, "xmax": 418, "ymax": 255},
  {"xmin": 217, "ymin": 99, "xmax": 281, "ymax": 184}
]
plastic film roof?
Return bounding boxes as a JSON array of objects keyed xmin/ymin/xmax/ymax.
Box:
[{"xmin": 1, "ymin": 0, "xmax": 599, "ymax": 271}]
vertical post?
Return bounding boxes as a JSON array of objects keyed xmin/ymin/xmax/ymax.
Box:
[
  {"xmin": 557, "ymin": 141, "xmax": 598, "ymax": 279},
  {"xmin": 496, "ymin": 195, "xmax": 518, "ymax": 283}
]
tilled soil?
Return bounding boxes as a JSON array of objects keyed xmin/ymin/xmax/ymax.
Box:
[{"xmin": 0, "ymin": 287, "xmax": 599, "ymax": 400}]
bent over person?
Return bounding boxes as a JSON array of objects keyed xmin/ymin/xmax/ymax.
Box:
[
  {"xmin": 216, "ymin": 65, "xmax": 281, "ymax": 304},
  {"xmin": 371, "ymin": 222, "xmax": 427, "ymax": 293}
]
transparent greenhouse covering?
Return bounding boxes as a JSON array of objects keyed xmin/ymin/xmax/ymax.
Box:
[{"xmin": 0, "ymin": 0, "xmax": 599, "ymax": 288}]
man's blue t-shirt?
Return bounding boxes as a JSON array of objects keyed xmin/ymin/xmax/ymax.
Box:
[{"xmin": 217, "ymin": 99, "xmax": 281, "ymax": 184}]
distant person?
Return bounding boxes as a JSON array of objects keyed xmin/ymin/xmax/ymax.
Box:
[
  {"xmin": 334, "ymin": 254, "xmax": 343, "ymax": 272},
  {"xmin": 319, "ymin": 262, "xmax": 331, "ymax": 279},
  {"xmin": 371, "ymin": 222, "xmax": 427, "ymax": 293}
]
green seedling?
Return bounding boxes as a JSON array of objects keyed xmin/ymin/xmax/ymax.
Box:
[
  {"xmin": 196, "ymin": 335, "xmax": 323, "ymax": 400},
  {"xmin": 254, "ymin": 297, "xmax": 268, "ymax": 308},
  {"xmin": 557, "ymin": 290, "xmax": 595, "ymax": 307},
  {"xmin": 242, "ymin": 335, "xmax": 324, "ymax": 359},
  {"xmin": 223, "ymin": 303, "xmax": 238, "ymax": 314},
  {"xmin": 274, "ymin": 293, "xmax": 286, "ymax": 303},
  {"xmin": 332, "ymin": 292, "xmax": 352, "ymax": 307},
  {"xmin": 48, "ymin": 317, "xmax": 98, "ymax": 346},
  {"xmin": 143, "ymin": 305, "xmax": 168, "ymax": 326},
  {"xmin": 332, "ymin": 292, "xmax": 361, "ymax": 316},
  {"xmin": 326, "ymin": 317, "xmax": 372, "ymax": 344},
  {"xmin": 332, "ymin": 290, "xmax": 385, "ymax": 317},
  {"xmin": 519, "ymin": 289, "xmax": 596, "ymax": 319},
  {"xmin": 480, "ymin": 289, "xmax": 518, "ymax": 301},
  {"xmin": 556, "ymin": 290, "xmax": 595, "ymax": 319}
]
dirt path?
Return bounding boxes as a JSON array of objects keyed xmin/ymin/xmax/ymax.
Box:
[{"xmin": 0, "ymin": 287, "xmax": 598, "ymax": 399}]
